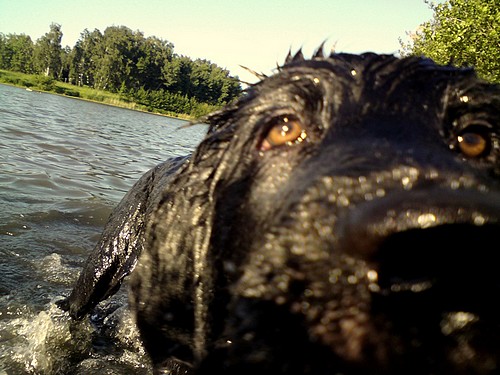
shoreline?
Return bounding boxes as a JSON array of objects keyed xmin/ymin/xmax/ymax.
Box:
[
  {"xmin": 24, "ymin": 84, "xmax": 194, "ymax": 120},
  {"xmin": 0, "ymin": 70, "xmax": 206, "ymax": 121},
  {"xmin": 0, "ymin": 81, "xmax": 194, "ymax": 121}
]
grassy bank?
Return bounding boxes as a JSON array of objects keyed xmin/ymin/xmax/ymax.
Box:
[{"xmin": 0, "ymin": 70, "xmax": 217, "ymax": 120}]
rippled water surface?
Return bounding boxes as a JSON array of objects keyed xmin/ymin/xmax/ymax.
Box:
[{"xmin": 0, "ymin": 84, "xmax": 207, "ymax": 374}]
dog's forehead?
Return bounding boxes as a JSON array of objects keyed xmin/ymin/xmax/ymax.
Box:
[
  {"xmin": 240, "ymin": 53, "xmax": 500, "ymax": 122},
  {"xmin": 278, "ymin": 52, "xmax": 468, "ymax": 82},
  {"xmin": 255, "ymin": 53, "xmax": 488, "ymax": 103}
]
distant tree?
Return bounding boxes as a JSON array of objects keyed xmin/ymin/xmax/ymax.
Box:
[
  {"xmin": 70, "ymin": 28, "xmax": 104, "ymax": 87},
  {"xmin": 205, "ymin": 62, "xmax": 241, "ymax": 105},
  {"xmin": 60, "ymin": 45, "xmax": 72, "ymax": 82},
  {"xmin": 0, "ymin": 34, "xmax": 6, "ymax": 68},
  {"xmin": 11, "ymin": 34, "xmax": 35, "ymax": 73},
  {"xmin": 7, "ymin": 34, "xmax": 34, "ymax": 73},
  {"xmin": 162, "ymin": 55, "xmax": 192, "ymax": 95},
  {"xmin": 188, "ymin": 59, "xmax": 241, "ymax": 105},
  {"xmin": 91, "ymin": 26, "xmax": 146, "ymax": 92},
  {"xmin": 189, "ymin": 59, "xmax": 211, "ymax": 102},
  {"xmin": 33, "ymin": 23, "xmax": 63, "ymax": 78},
  {"xmin": 400, "ymin": 0, "xmax": 500, "ymax": 83},
  {"xmin": 163, "ymin": 56, "xmax": 241, "ymax": 105},
  {"xmin": 137, "ymin": 36, "xmax": 175, "ymax": 91},
  {"xmin": 0, "ymin": 33, "xmax": 14, "ymax": 70},
  {"xmin": 67, "ymin": 38, "xmax": 84, "ymax": 85},
  {"xmin": 0, "ymin": 33, "xmax": 34, "ymax": 73}
]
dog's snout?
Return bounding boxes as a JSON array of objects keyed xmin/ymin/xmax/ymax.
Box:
[
  {"xmin": 337, "ymin": 187, "xmax": 500, "ymax": 256},
  {"xmin": 338, "ymin": 188, "xmax": 500, "ymax": 315}
]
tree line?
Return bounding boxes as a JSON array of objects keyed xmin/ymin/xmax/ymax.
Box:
[
  {"xmin": 2, "ymin": 0, "xmax": 498, "ymax": 116},
  {"xmin": 400, "ymin": 0, "xmax": 499, "ymax": 83},
  {"xmin": 0, "ymin": 23, "xmax": 242, "ymax": 114}
]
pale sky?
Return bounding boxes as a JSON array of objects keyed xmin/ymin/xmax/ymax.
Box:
[{"xmin": 0, "ymin": 0, "xmax": 440, "ymax": 84}]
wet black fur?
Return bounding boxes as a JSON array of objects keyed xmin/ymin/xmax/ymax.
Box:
[{"xmin": 61, "ymin": 50, "xmax": 500, "ymax": 374}]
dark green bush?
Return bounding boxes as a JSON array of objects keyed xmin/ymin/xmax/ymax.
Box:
[
  {"xmin": 64, "ymin": 89, "xmax": 80, "ymax": 97},
  {"xmin": 33, "ymin": 75, "xmax": 55, "ymax": 91}
]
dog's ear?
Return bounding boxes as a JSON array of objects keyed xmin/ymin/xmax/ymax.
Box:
[{"xmin": 129, "ymin": 108, "xmax": 246, "ymax": 363}]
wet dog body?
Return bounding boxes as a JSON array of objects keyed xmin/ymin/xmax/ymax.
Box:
[{"xmin": 61, "ymin": 51, "xmax": 500, "ymax": 374}]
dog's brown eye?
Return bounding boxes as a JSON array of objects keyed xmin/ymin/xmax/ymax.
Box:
[
  {"xmin": 260, "ymin": 116, "xmax": 307, "ymax": 151},
  {"xmin": 457, "ymin": 127, "xmax": 490, "ymax": 158}
]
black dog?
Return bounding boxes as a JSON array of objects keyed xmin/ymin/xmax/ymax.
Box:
[{"xmin": 59, "ymin": 49, "xmax": 500, "ymax": 374}]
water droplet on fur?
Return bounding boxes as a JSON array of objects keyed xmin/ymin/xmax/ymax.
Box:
[
  {"xmin": 417, "ymin": 213, "xmax": 436, "ymax": 228},
  {"xmin": 366, "ymin": 270, "xmax": 378, "ymax": 282},
  {"xmin": 472, "ymin": 213, "xmax": 486, "ymax": 225}
]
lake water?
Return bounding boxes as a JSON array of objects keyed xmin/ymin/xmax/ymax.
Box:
[{"xmin": 0, "ymin": 84, "xmax": 208, "ymax": 374}]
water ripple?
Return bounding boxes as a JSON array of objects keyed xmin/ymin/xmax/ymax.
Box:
[{"xmin": 0, "ymin": 83, "xmax": 207, "ymax": 373}]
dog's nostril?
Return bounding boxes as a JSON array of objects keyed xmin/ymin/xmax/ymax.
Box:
[{"xmin": 373, "ymin": 224, "xmax": 499, "ymax": 302}]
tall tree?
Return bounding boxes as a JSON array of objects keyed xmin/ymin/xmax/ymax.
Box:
[
  {"xmin": 165, "ymin": 55, "xmax": 194, "ymax": 96},
  {"xmin": 60, "ymin": 45, "xmax": 72, "ymax": 82},
  {"xmin": 91, "ymin": 26, "xmax": 144, "ymax": 92},
  {"xmin": 0, "ymin": 33, "xmax": 34, "ymax": 73},
  {"xmin": 10, "ymin": 34, "xmax": 35, "ymax": 73},
  {"xmin": 71, "ymin": 28, "xmax": 104, "ymax": 87},
  {"xmin": 187, "ymin": 59, "xmax": 241, "ymax": 105},
  {"xmin": 34, "ymin": 23, "xmax": 63, "ymax": 78},
  {"xmin": 137, "ymin": 36, "xmax": 174, "ymax": 91},
  {"xmin": 400, "ymin": 0, "xmax": 500, "ymax": 83},
  {"xmin": 0, "ymin": 34, "xmax": 7, "ymax": 69}
]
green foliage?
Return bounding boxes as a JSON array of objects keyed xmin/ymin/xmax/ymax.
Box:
[
  {"xmin": 0, "ymin": 69, "xmax": 33, "ymax": 87},
  {"xmin": 124, "ymin": 86, "xmax": 218, "ymax": 118},
  {"xmin": 33, "ymin": 75, "xmax": 56, "ymax": 91},
  {"xmin": 400, "ymin": 0, "xmax": 500, "ymax": 83},
  {"xmin": 0, "ymin": 33, "xmax": 34, "ymax": 73},
  {"xmin": 33, "ymin": 23, "xmax": 63, "ymax": 79},
  {"xmin": 0, "ymin": 23, "xmax": 242, "ymax": 117},
  {"xmin": 61, "ymin": 88, "xmax": 80, "ymax": 97}
]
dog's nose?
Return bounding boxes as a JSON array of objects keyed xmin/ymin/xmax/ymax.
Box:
[
  {"xmin": 338, "ymin": 187, "xmax": 500, "ymax": 254},
  {"xmin": 337, "ymin": 187, "xmax": 500, "ymax": 314}
]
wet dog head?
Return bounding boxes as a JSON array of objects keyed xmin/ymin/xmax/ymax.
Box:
[{"xmin": 130, "ymin": 51, "xmax": 500, "ymax": 374}]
